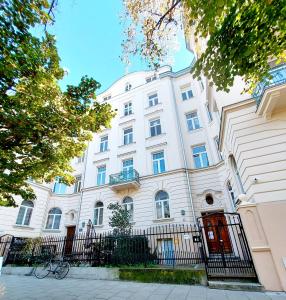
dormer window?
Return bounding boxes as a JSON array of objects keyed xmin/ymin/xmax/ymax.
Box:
[
  {"xmin": 146, "ymin": 75, "xmax": 156, "ymax": 83},
  {"xmin": 103, "ymin": 95, "xmax": 111, "ymax": 101},
  {"xmin": 125, "ymin": 83, "xmax": 132, "ymax": 92}
]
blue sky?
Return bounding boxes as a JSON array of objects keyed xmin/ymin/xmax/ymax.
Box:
[{"xmin": 48, "ymin": 0, "xmax": 193, "ymax": 93}]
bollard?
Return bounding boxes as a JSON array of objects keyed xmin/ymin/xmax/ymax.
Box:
[{"xmin": 0, "ymin": 257, "xmax": 3, "ymax": 276}]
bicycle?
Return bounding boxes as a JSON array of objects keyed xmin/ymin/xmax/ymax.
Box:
[{"xmin": 34, "ymin": 256, "xmax": 70, "ymax": 280}]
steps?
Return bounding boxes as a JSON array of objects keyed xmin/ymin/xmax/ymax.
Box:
[{"xmin": 208, "ymin": 280, "xmax": 263, "ymax": 292}]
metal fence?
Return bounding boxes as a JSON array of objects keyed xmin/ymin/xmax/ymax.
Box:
[{"xmin": 1, "ymin": 224, "xmax": 203, "ymax": 267}]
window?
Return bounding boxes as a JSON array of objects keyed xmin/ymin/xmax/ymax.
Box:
[
  {"xmin": 125, "ymin": 83, "xmax": 132, "ymax": 92},
  {"xmin": 122, "ymin": 158, "xmax": 133, "ymax": 179},
  {"xmin": 146, "ymin": 75, "xmax": 156, "ymax": 83},
  {"xmin": 100, "ymin": 135, "xmax": 108, "ymax": 152},
  {"xmin": 227, "ymin": 180, "xmax": 236, "ymax": 208},
  {"xmin": 46, "ymin": 208, "xmax": 62, "ymax": 230},
  {"xmin": 200, "ymin": 81, "xmax": 204, "ymax": 90},
  {"xmin": 192, "ymin": 145, "xmax": 209, "ymax": 168},
  {"xmin": 206, "ymin": 103, "xmax": 213, "ymax": 122},
  {"xmin": 214, "ymin": 136, "xmax": 222, "ymax": 160},
  {"xmin": 97, "ymin": 165, "xmax": 106, "ymax": 185},
  {"xmin": 186, "ymin": 112, "xmax": 200, "ymax": 131},
  {"xmin": 148, "ymin": 93, "xmax": 159, "ymax": 107},
  {"xmin": 16, "ymin": 200, "xmax": 34, "ymax": 226},
  {"xmin": 155, "ymin": 191, "xmax": 170, "ymax": 219},
  {"xmin": 53, "ymin": 177, "xmax": 67, "ymax": 194},
  {"xmin": 181, "ymin": 88, "xmax": 193, "ymax": 100},
  {"xmin": 229, "ymin": 155, "xmax": 245, "ymax": 193},
  {"xmin": 94, "ymin": 202, "xmax": 103, "ymax": 225},
  {"xmin": 122, "ymin": 196, "xmax": 134, "ymax": 221},
  {"xmin": 103, "ymin": 95, "xmax": 111, "ymax": 101},
  {"xmin": 74, "ymin": 175, "xmax": 82, "ymax": 193},
  {"xmin": 150, "ymin": 119, "xmax": 161, "ymax": 137},
  {"xmin": 205, "ymin": 194, "xmax": 214, "ymax": 205},
  {"xmin": 152, "ymin": 151, "xmax": 166, "ymax": 174},
  {"xmin": 123, "ymin": 127, "xmax": 133, "ymax": 145},
  {"xmin": 124, "ymin": 102, "xmax": 132, "ymax": 116}
]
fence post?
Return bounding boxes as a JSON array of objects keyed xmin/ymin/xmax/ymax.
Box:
[
  {"xmin": 143, "ymin": 230, "xmax": 147, "ymax": 268},
  {"xmin": 98, "ymin": 234, "xmax": 102, "ymax": 266}
]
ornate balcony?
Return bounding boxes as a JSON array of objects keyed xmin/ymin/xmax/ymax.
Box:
[
  {"xmin": 253, "ymin": 64, "xmax": 286, "ymax": 118},
  {"xmin": 109, "ymin": 169, "xmax": 140, "ymax": 191}
]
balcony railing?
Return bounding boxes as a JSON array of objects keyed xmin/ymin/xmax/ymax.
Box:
[
  {"xmin": 109, "ymin": 169, "xmax": 140, "ymax": 191},
  {"xmin": 252, "ymin": 64, "xmax": 286, "ymax": 107}
]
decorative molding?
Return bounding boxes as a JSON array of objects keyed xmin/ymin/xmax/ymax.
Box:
[
  {"xmin": 117, "ymin": 150, "xmax": 137, "ymax": 158},
  {"xmin": 93, "ymin": 157, "xmax": 110, "ymax": 164},
  {"xmin": 145, "ymin": 133, "xmax": 167, "ymax": 141},
  {"xmin": 118, "ymin": 118, "xmax": 136, "ymax": 127},
  {"xmin": 144, "ymin": 108, "xmax": 164, "ymax": 118},
  {"xmin": 146, "ymin": 142, "xmax": 167, "ymax": 150},
  {"xmin": 118, "ymin": 142, "xmax": 136, "ymax": 149}
]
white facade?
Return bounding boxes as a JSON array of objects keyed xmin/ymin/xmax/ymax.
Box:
[{"xmin": 0, "ymin": 65, "xmax": 233, "ymax": 237}]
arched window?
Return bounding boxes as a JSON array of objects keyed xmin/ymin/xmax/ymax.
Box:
[
  {"xmin": 122, "ymin": 196, "xmax": 134, "ymax": 221},
  {"xmin": 229, "ymin": 155, "xmax": 245, "ymax": 193},
  {"xmin": 46, "ymin": 208, "xmax": 62, "ymax": 229},
  {"xmin": 227, "ymin": 180, "xmax": 236, "ymax": 208},
  {"xmin": 155, "ymin": 191, "xmax": 170, "ymax": 219},
  {"xmin": 94, "ymin": 202, "xmax": 103, "ymax": 225},
  {"xmin": 205, "ymin": 194, "xmax": 214, "ymax": 205},
  {"xmin": 16, "ymin": 200, "xmax": 34, "ymax": 226}
]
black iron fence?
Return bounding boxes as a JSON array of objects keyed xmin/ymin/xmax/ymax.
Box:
[{"xmin": 1, "ymin": 224, "xmax": 203, "ymax": 267}]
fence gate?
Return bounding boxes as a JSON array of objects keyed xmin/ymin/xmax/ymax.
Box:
[
  {"xmin": 197, "ymin": 212, "xmax": 258, "ymax": 281},
  {"xmin": 0, "ymin": 235, "xmax": 13, "ymax": 265}
]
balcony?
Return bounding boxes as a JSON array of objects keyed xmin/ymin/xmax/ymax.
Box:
[
  {"xmin": 109, "ymin": 169, "xmax": 140, "ymax": 191},
  {"xmin": 252, "ymin": 64, "xmax": 286, "ymax": 118}
]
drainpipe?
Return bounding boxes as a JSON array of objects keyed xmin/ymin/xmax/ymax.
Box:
[
  {"xmin": 169, "ymin": 80, "xmax": 196, "ymax": 224},
  {"xmin": 76, "ymin": 142, "xmax": 89, "ymax": 233}
]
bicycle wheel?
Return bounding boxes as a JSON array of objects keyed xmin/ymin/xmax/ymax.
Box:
[
  {"xmin": 34, "ymin": 262, "xmax": 51, "ymax": 279},
  {"xmin": 55, "ymin": 261, "xmax": 70, "ymax": 280}
]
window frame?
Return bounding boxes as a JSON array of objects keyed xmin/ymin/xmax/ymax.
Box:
[
  {"xmin": 149, "ymin": 119, "xmax": 162, "ymax": 137},
  {"xmin": 99, "ymin": 135, "xmax": 108, "ymax": 152},
  {"xmin": 94, "ymin": 202, "xmax": 104, "ymax": 226},
  {"xmin": 155, "ymin": 191, "xmax": 170, "ymax": 219},
  {"xmin": 152, "ymin": 151, "xmax": 166, "ymax": 174},
  {"xmin": 122, "ymin": 196, "xmax": 134, "ymax": 221},
  {"xmin": 123, "ymin": 102, "xmax": 133, "ymax": 116},
  {"xmin": 206, "ymin": 103, "xmax": 213, "ymax": 122},
  {"xmin": 181, "ymin": 87, "xmax": 194, "ymax": 101},
  {"xmin": 16, "ymin": 200, "xmax": 34, "ymax": 226},
  {"xmin": 123, "ymin": 127, "xmax": 133, "ymax": 145},
  {"xmin": 46, "ymin": 208, "xmax": 62, "ymax": 230},
  {"xmin": 74, "ymin": 175, "xmax": 82, "ymax": 193},
  {"xmin": 148, "ymin": 93, "xmax": 159, "ymax": 107},
  {"xmin": 97, "ymin": 165, "xmax": 106, "ymax": 186},
  {"xmin": 192, "ymin": 145, "xmax": 209, "ymax": 169},
  {"xmin": 53, "ymin": 177, "xmax": 67, "ymax": 194},
  {"xmin": 186, "ymin": 111, "xmax": 200, "ymax": 131}
]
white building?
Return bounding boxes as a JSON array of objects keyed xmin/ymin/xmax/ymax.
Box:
[{"xmin": 0, "ymin": 65, "xmax": 233, "ymax": 238}]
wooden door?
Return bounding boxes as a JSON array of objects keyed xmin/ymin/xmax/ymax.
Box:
[
  {"xmin": 202, "ymin": 213, "xmax": 232, "ymax": 254},
  {"xmin": 64, "ymin": 226, "xmax": 76, "ymax": 255}
]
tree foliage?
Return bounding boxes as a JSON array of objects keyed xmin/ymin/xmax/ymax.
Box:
[
  {"xmin": 122, "ymin": 0, "xmax": 286, "ymax": 91},
  {"xmin": 108, "ymin": 203, "xmax": 133, "ymax": 235},
  {"xmin": 0, "ymin": 0, "xmax": 115, "ymax": 207}
]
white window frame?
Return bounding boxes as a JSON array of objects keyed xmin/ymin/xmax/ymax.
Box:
[
  {"xmin": 181, "ymin": 87, "xmax": 194, "ymax": 101},
  {"xmin": 94, "ymin": 202, "xmax": 104, "ymax": 225},
  {"xmin": 148, "ymin": 93, "xmax": 159, "ymax": 107},
  {"xmin": 155, "ymin": 191, "xmax": 170, "ymax": 219},
  {"xmin": 100, "ymin": 135, "xmax": 108, "ymax": 152},
  {"xmin": 152, "ymin": 151, "xmax": 166, "ymax": 174},
  {"xmin": 74, "ymin": 175, "xmax": 82, "ymax": 193},
  {"xmin": 46, "ymin": 208, "xmax": 62, "ymax": 230},
  {"xmin": 124, "ymin": 102, "xmax": 132, "ymax": 116},
  {"xmin": 122, "ymin": 196, "xmax": 134, "ymax": 221},
  {"xmin": 150, "ymin": 119, "xmax": 162, "ymax": 137},
  {"xmin": 97, "ymin": 165, "xmax": 106, "ymax": 186},
  {"xmin": 214, "ymin": 136, "xmax": 222, "ymax": 160},
  {"xmin": 16, "ymin": 200, "xmax": 34, "ymax": 226},
  {"xmin": 186, "ymin": 111, "xmax": 200, "ymax": 131},
  {"xmin": 123, "ymin": 127, "xmax": 133, "ymax": 145},
  {"xmin": 192, "ymin": 145, "xmax": 209, "ymax": 169}
]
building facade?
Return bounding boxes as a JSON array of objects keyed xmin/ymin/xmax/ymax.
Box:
[{"xmin": 0, "ymin": 65, "xmax": 233, "ymax": 239}]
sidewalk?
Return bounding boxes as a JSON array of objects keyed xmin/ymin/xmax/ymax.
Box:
[{"xmin": 0, "ymin": 275, "xmax": 285, "ymax": 300}]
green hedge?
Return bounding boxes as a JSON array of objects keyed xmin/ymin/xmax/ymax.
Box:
[{"xmin": 119, "ymin": 268, "xmax": 207, "ymax": 285}]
